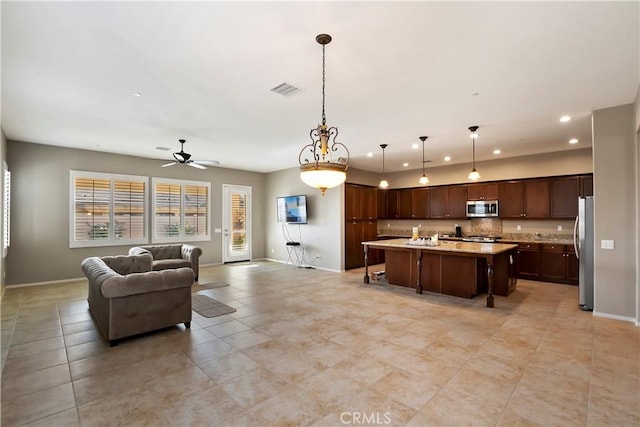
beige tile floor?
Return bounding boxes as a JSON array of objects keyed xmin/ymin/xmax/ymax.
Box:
[{"xmin": 1, "ymin": 261, "xmax": 638, "ymax": 426}]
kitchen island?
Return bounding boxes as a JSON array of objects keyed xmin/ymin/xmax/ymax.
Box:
[{"xmin": 362, "ymin": 239, "xmax": 519, "ymax": 308}]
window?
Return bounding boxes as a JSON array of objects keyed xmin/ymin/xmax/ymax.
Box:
[
  {"xmin": 70, "ymin": 171, "xmax": 148, "ymax": 248},
  {"xmin": 3, "ymin": 162, "xmax": 10, "ymax": 258},
  {"xmin": 152, "ymin": 178, "xmax": 210, "ymax": 243}
]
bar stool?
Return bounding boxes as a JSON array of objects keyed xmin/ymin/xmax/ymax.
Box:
[{"xmin": 285, "ymin": 241, "xmax": 303, "ymax": 267}]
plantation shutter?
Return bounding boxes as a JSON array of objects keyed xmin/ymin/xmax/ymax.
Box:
[
  {"xmin": 114, "ymin": 180, "xmax": 145, "ymax": 240},
  {"xmin": 74, "ymin": 177, "xmax": 111, "ymax": 242},
  {"xmin": 154, "ymin": 182, "xmax": 182, "ymax": 238},
  {"xmin": 184, "ymin": 184, "xmax": 208, "ymax": 237}
]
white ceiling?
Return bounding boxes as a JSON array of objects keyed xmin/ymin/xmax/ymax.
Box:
[{"xmin": 2, "ymin": 1, "xmax": 638, "ymax": 174}]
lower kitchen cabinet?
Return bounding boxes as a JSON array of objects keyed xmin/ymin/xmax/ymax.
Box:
[
  {"xmin": 516, "ymin": 243, "xmax": 541, "ymax": 280},
  {"xmin": 515, "ymin": 242, "xmax": 577, "ymax": 285},
  {"xmin": 345, "ymin": 220, "xmax": 383, "ymax": 270}
]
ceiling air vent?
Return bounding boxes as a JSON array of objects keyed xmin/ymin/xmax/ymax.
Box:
[
  {"xmin": 155, "ymin": 146, "xmax": 171, "ymax": 151},
  {"xmin": 271, "ymin": 83, "xmax": 300, "ymax": 96}
]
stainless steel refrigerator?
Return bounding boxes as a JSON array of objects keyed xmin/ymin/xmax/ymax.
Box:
[{"xmin": 574, "ymin": 196, "xmax": 594, "ymax": 311}]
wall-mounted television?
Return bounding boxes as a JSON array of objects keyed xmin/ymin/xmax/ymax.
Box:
[{"xmin": 277, "ymin": 195, "xmax": 307, "ymax": 224}]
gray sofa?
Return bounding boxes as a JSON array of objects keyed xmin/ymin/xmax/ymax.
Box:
[
  {"xmin": 129, "ymin": 244, "xmax": 202, "ymax": 281},
  {"xmin": 81, "ymin": 253, "xmax": 194, "ymax": 345}
]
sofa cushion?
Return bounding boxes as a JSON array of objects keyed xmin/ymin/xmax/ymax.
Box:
[
  {"xmin": 101, "ymin": 254, "xmax": 152, "ymax": 275},
  {"xmin": 152, "ymin": 259, "xmax": 191, "ymax": 271},
  {"xmin": 146, "ymin": 245, "xmax": 182, "ymax": 260}
]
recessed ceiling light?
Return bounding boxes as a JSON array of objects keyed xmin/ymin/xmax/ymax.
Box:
[
  {"xmin": 493, "ymin": 149, "xmax": 501, "ymax": 155},
  {"xmin": 366, "ymin": 152, "xmax": 373, "ymax": 157},
  {"xmin": 560, "ymin": 115, "xmax": 571, "ymax": 122},
  {"xmin": 402, "ymin": 162, "xmax": 409, "ymax": 167},
  {"xmin": 133, "ymin": 92, "xmax": 142, "ymax": 97},
  {"xmin": 444, "ymin": 156, "xmax": 451, "ymax": 162},
  {"xmin": 569, "ymin": 138, "xmax": 579, "ymax": 144},
  {"xmin": 411, "ymin": 143, "xmax": 419, "ymax": 149}
]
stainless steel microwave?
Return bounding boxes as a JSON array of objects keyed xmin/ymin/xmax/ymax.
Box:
[{"xmin": 466, "ymin": 200, "xmax": 499, "ymax": 218}]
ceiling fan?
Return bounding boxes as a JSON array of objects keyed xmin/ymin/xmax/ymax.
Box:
[{"xmin": 161, "ymin": 139, "xmax": 219, "ymax": 170}]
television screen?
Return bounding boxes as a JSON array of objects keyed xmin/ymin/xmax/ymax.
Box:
[{"xmin": 277, "ymin": 195, "xmax": 307, "ymax": 224}]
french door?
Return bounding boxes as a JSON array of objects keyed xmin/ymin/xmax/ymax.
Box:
[{"xmin": 222, "ymin": 185, "xmax": 252, "ymax": 263}]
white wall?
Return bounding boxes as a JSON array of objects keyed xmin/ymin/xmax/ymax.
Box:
[
  {"xmin": 265, "ymin": 168, "xmax": 344, "ymax": 271},
  {"xmin": 592, "ymin": 104, "xmax": 637, "ymax": 321}
]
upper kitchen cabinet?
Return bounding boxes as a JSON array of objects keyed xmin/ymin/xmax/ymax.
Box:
[
  {"xmin": 580, "ymin": 174, "xmax": 593, "ymax": 196},
  {"xmin": 382, "ymin": 188, "xmax": 430, "ymax": 219},
  {"xmin": 412, "ymin": 188, "xmax": 430, "ymax": 218},
  {"xmin": 550, "ymin": 174, "xmax": 594, "ymax": 219},
  {"xmin": 551, "ymin": 176, "xmax": 580, "ymax": 218},
  {"xmin": 499, "ymin": 179, "xmax": 550, "ymax": 219},
  {"xmin": 467, "ymin": 183, "xmax": 499, "ymax": 201},
  {"xmin": 345, "ymin": 184, "xmax": 377, "ymax": 220},
  {"xmin": 429, "ymin": 185, "xmax": 467, "ymax": 218}
]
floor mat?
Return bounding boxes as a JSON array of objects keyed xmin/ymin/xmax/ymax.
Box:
[{"xmin": 191, "ymin": 295, "xmax": 237, "ymax": 318}]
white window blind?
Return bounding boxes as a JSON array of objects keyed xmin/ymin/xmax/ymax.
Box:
[
  {"xmin": 152, "ymin": 178, "xmax": 210, "ymax": 243},
  {"xmin": 70, "ymin": 171, "xmax": 148, "ymax": 248}
]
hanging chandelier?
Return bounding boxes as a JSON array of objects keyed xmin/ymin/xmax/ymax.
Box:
[
  {"xmin": 299, "ymin": 34, "xmax": 349, "ymax": 195},
  {"xmin": 468, "ymin": 125, "xmax": 480, "ymax": 181},
  {"xmin": 418, "ymin": 136, "xmax": 429, "ymax": 185},
  {"xmin": 379, "ymin": 144, "xmax": 389, "ymax": 189}
]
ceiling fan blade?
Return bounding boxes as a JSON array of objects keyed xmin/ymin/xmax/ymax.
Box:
[
  {"xmin": 188, "ymin": 162, "xmax": 207, "ymax": 170},
  {"xmin": 194, "ymin": 160, "xmax": 220, "ymax": 166},
  {"xmin": 161, "ymin": 162, "xmax": 177, "ymax": 167}
]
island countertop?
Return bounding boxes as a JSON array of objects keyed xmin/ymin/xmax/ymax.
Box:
[{"xmin": 362, "ymin": 238, "xmax": 518, "ymax": 255}]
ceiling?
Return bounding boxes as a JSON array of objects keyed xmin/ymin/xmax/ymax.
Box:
[{"xmin": 2, "ymin": 2, "xmax": 638, "ymax": 174}]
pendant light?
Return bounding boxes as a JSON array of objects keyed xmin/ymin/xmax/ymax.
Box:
[
  {"xmin": 468, "ymin": 125, "xmax": 480, "ymax": 181},
  {"xmin": 299, "ymin": 34, "xmax": 350, "ymax": 195},
  {"xmin": 379, "ymin": 144, "xmax": 389, "ymax": 189},
  {"xmin": 418, "ymin": 136, "xmax": 429, "ymax": 185}
]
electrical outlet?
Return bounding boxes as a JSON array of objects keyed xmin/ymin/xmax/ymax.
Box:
[
  {"xmin": 418, "ymin": 224, "xmax": 422, "ymax": 228},
  {"xmin": 271, "ymin": 248, "xmax": 274, "ymax": 253},
  {"xmin": 557, "ymin": 225, "xmax": 563, "ymax": 231},
  {"xmin": 516, "ymin": 225, "xmax": 521, "ymax": 231},
  {"xmin": 386, "ymin": 223, "xmax": 391, "ymax": 228}
]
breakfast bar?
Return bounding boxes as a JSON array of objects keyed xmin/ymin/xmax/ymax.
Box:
[{"xmin": 362, "ymin": 239, "xmax": 519, "ymax": 308}]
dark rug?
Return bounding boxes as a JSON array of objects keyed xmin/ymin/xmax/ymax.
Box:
[
  {"xmin": 192, "ymin": 281, "xmax": 230, "ymax": 291},
  {"xmin": 191, "ymin": 295, "xmax": 237, "ymax": 318}
]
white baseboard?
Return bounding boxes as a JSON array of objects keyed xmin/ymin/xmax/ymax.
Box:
[
  {"xmin": 263, "ymin": 257, "xmax": 341, "ymax": 273},
  {"xmin": 593, "ymin": 310, "xmax": 637, "ymax": 325},
  {"xmin": 7, "ymin": 277, "xmax": 86, "ymax": 289}
]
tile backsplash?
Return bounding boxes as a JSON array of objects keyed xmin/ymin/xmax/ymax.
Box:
[{"xmin": 377, "ymin": 218, "xmax": 575, "ymax": 240}]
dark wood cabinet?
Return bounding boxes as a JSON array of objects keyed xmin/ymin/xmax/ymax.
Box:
[
  {"xmin": 551, "ymin": 176, "xmax": 580, "ymax": 218},
  {"xmin": 398, "ymin": 189, "xmax": 413, "ymax": 219},
  {"xmin": 516, "ymin": 242, "xmax": 541, "ymax": 280},
  {"xmin": 467, "ymin": 183, "xmax": 499, "ymax": 201},
  {"xmin": 429, "ymin": 185, "xmax": 467, "ymax": 218},
  {"xmin": 345, "ymin": 184, "xmax": 377, "ymax": 220},
  {"xmin": 385, "ymin": 189, "xmax": 400, "ymax": 219},
  {"xmin": 515, "ymin": 242, "xmax": 577, "ymax": 285},
  {"xmin": 499, "ymin": 179, "xmax": 549, "ymax": 218},
  {"xmin": 412, "ymin": 188, "xmax": 430, "ymax": 218},
  {"xmin": 580, "ymin": 175, "xmax": 593, "ymax": 196},
  {"xmin": 345, "ymin": 184, "xmax": 379, "ymax": 269},
  {"xmin": 540, "ymin": 243, "xmax": 566, "ymax": 282}
]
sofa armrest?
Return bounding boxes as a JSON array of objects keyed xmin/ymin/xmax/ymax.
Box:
[
  {"xmin": 101, "ymin": 267, "xmax": 194, "ymax": 299},
  {"xmin": 181, "ymin": 244, "xmax": 202, "ymax": 262},
  {"xmin": 181, "ymin": 244, "xmax": 202, "ymax": 279},
  {"xmin": 129, "ymin": 246, "xmax": 152, "ymax": 258}
]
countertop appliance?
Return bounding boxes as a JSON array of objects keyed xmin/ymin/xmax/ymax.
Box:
[
  {"xmin": 574, "ymin": 196, "xmax": 594, "ymax": 311},
  {"xmin": 466, "ymin": 200, "xmax": 499, "ymax": 218}
]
